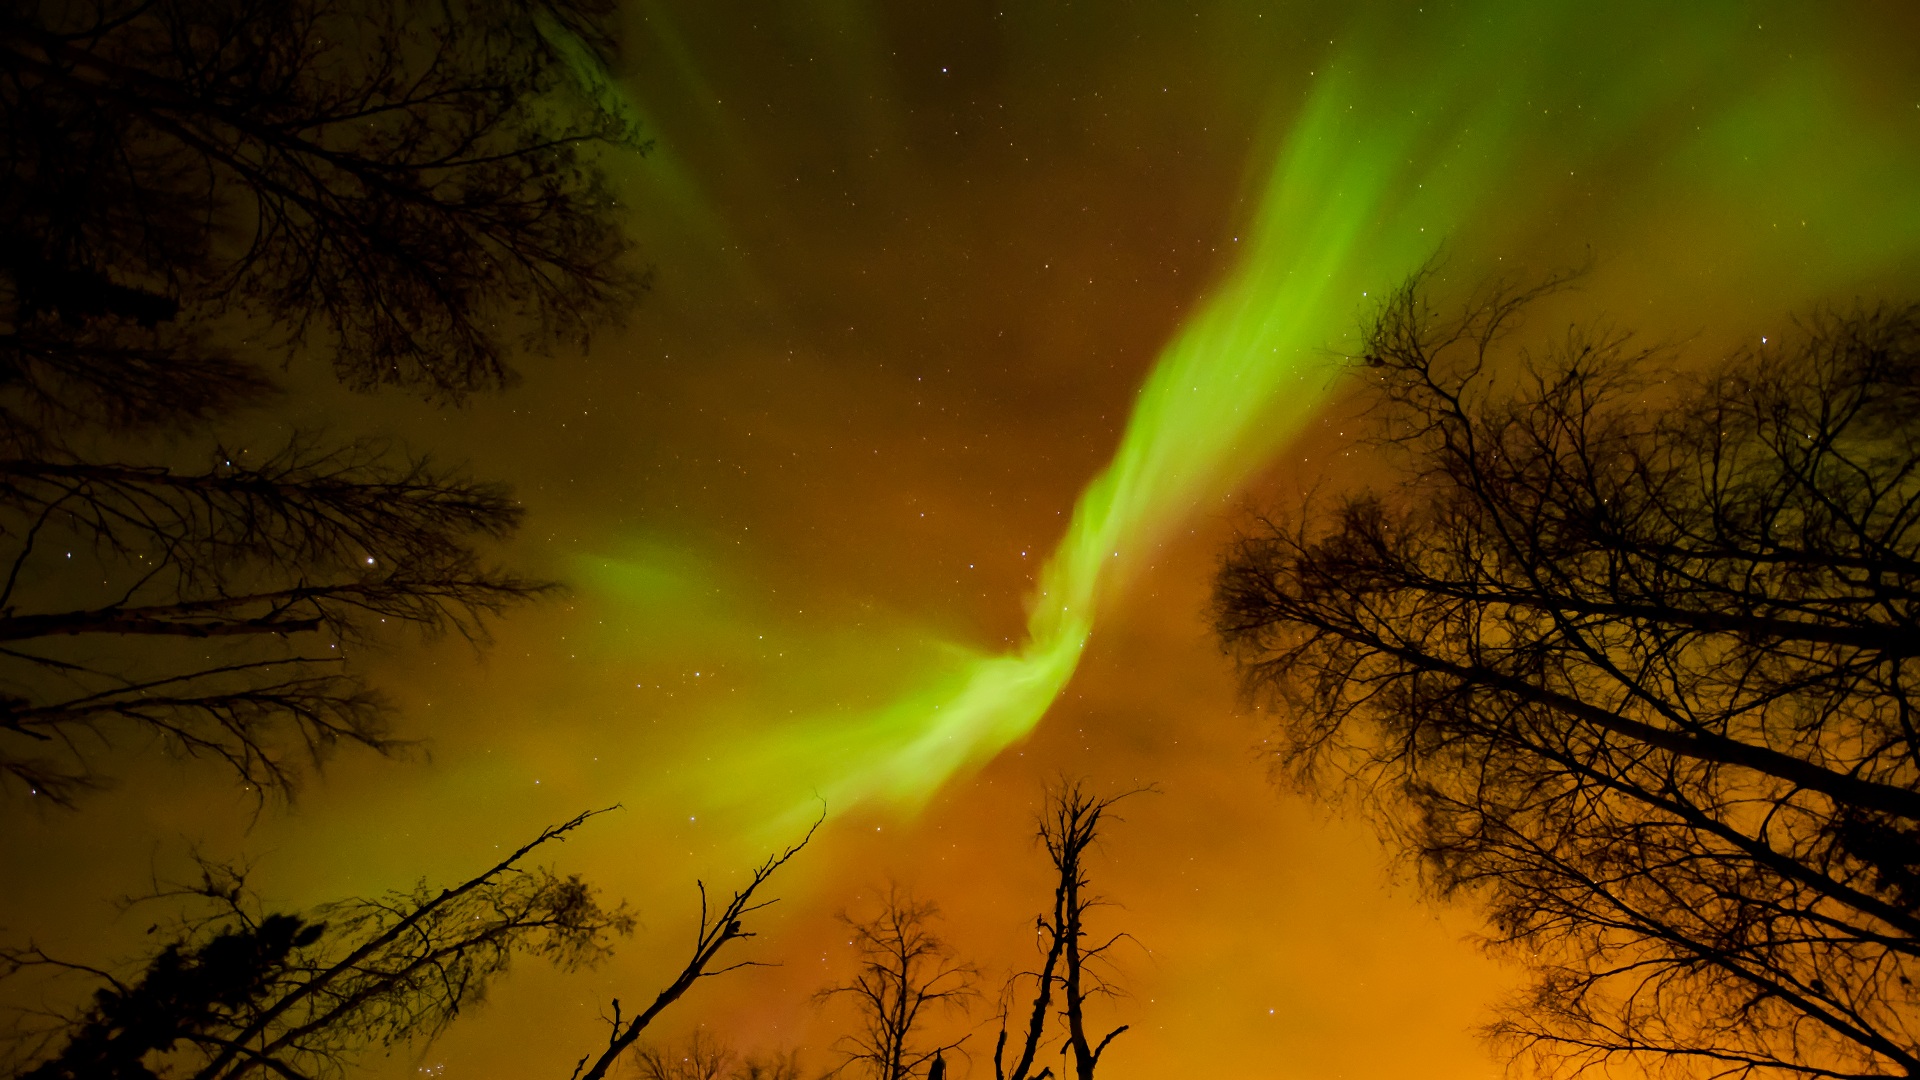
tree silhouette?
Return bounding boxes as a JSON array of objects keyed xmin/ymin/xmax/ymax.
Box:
[
  {"xmin": 569, "ymin": 820, "xmax": 818, "ymax": 1080},
  {"xmin": 819, "ymin": 887, "xmax": 977, "ymax": 1080},
  {"xmin": 0, "ymin": 0, "xmax": 645, "ymax": 806},
  {"xmin": 0, "ymin": 436, "xmax": 555, "ymax": 805},
  {"xmin": 1214, "ymin": 272, "xmax": 1920, "ymax": 1079},
  {"xmin": 2, "ymin": 0, "xmax": 644, "ymax": 403},
  {"xmin": 993, "ymin": 781, "xmax": 1139, "ymax": 1080},
  {"xmin": 6, "ymin": 811, "xmax": 818, "ymax": 1080},
  {"xmin": 4, "ymin": 810, "xmax": 633, "ymax": 1080}
]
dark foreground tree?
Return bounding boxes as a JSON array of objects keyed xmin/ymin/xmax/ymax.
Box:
[
  {"xmin": 2, "ymin": 0, "xmax": 644, "ymax": 404},
  {"xmin": 3, "ymin": 810, "xmax": 816, "ymax": 1080},
  {"xmin": 993, "ymin": 781, "xmax": 1140, "ymax": 1080},
  {"xmin": 0, "ymin": 0, "xmax": 646, "ymax": 806},
  {"xmin": 819, "ymin": 887, "xmax": 977, "ymax": 1080},
  {"xmin": 3, "ymin": 810, "xmax": 628, "ymax": 1079},
  {"xmin": 1214, "ymin": 274, "xmax": 1920, "ymax": 1079}
]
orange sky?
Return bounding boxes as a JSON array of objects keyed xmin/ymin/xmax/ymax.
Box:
[{"xmin": 6, "ymin": 4, "xmax": 1920, "ymax": 1080}]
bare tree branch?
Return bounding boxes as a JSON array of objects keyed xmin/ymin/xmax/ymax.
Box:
[
  {"xmin": 572, "ymin": 815, "xmax": 822, "ymax": 1080},
  {"xmin": 1215, "ymin": 274, "xmax": 1920, "ymax": 1079}
]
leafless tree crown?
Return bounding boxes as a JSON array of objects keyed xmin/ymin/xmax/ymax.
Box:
[
  {"xmin": 1215, "ymin": 271, "xmax": 1920, "ymax": 1079},
  {"xmin": 819, "ymin": 886, "xmax": 978, "ymax": 1080}
]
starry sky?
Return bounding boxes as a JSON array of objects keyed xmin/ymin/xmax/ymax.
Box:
[{"xmin": 7, "ymin": 2, "xmax": 1920, "ymax": 1079}]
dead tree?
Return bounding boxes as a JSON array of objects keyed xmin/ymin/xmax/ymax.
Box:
[
  {"xmin": 819, "ymin": 886, "xmax": 977, "ymax": 1080},
  {"xmin": 994, "ymin": 781, "xmax": 1142, "ymax": 1080},
  {"xmin": 1214, "ymin": 272, "xmax": 1920, "ymax": 1079}
]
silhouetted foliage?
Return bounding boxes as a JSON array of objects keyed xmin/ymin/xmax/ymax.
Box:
[
  {"xmin": 3, "ymin": 810, "xmax": 633, "ymax": 1080},
  {"xmin": 1214, "ymin": 272, "xmax": 1920, "ymax": 1079},
  {"xmin": 17, "ymin": 914, "xmax": 324, "ymax": 1080},
  {"xmin": 993, "ymin": 781, "xmax": 1139, "ymax": 1080},
  {"xmin": 0, "ymin": 0, "xmax": 645, "ymax": 806},
  {"xmin": 819, "ymin": 887, "xmax": 977, "ymax": 1080}
]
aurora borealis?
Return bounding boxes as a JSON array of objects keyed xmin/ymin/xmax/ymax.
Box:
[{"xmin": 6, "ymin": 3, "xmax": 1920, "ymax": 1078}]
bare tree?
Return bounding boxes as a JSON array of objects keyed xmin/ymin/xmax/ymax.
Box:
[
  {"xmin": 0, "ymin": 0, "xmax": 647, "ymax": 807},
  {"xmin": 1214, "ymin": 272, "xmax": 1920, "ymax": 1079},
  {"xmin": 819, "ymin": 887, "xmax": 977, "ymax": 1080},
  {"xmin": 3, "ymin": 809, "xmax": 632, "ymax": 1080},
  {"xmin": 993, "ymin": 781, "xmax": 1140, "ymax": 1080}
]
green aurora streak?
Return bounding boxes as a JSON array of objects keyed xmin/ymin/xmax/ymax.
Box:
[{"xmin": 580, "ymin": 4, "xmax": 1920, "ymax": 841}]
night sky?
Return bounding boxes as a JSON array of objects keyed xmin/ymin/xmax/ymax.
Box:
[{"xmin": 7, "ymin": 3, "xmax": 1920, "ymax": 1078}]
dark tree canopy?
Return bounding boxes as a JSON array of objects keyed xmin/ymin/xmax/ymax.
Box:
[
  {"xmin": 0, "ymin": 0, "xmax": 646, "ymax": 806},
  {"xmin": 1, "ymin": 0, "xmax": 645, "ymax": 405},
  {"xmin": 1215, "ymin": 275, "xmax": 1920, "ymax": 1079}
]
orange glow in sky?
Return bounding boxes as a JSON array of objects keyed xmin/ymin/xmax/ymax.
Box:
[{"xmin": 6, "ymin": 4, "xmax": 1920, "ymax": 1080}]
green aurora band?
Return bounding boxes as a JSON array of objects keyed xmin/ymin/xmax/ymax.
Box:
[{"xmin": 581, "ymin": 4, "xmax": 1920, "ymax": 841}]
